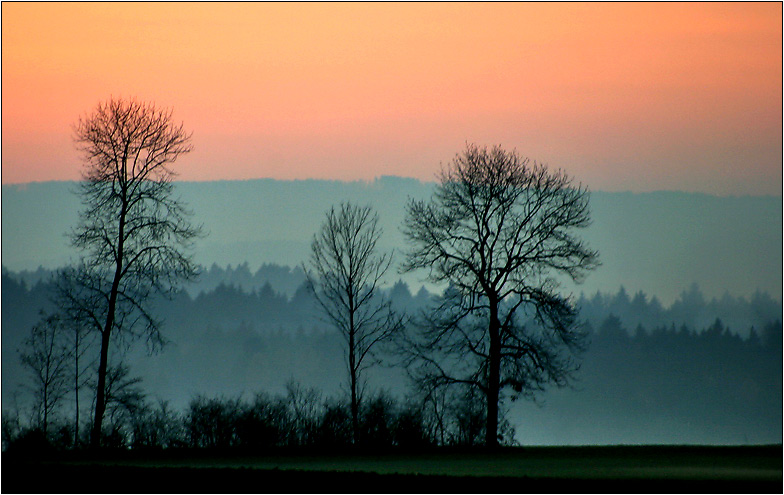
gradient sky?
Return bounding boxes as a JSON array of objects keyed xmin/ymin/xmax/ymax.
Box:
[{"xmin": 2, "ymin": 2, "xmax": 781, "ymax": 194}]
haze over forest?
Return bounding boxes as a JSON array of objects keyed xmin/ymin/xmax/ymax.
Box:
[
  {"xmin": 3, "ymin": 177, "xmax": 781, "ymax": 305},
  {"xmin": 1, "ymin": 2, "xmax": 781, "ymax": 462},
  {"xmin": 2, "ymin": 177, "xmax": 781, "ymax": 447}
]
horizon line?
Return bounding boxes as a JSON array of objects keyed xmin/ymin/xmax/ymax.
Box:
[{"xmin": 2, "ymin": 176, "xmax": 782, "ymax": 199}]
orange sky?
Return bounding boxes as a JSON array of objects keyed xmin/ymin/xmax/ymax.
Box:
[{"xmin": 2, "ymin": 2, "xmax": 781, "ymax": 194}]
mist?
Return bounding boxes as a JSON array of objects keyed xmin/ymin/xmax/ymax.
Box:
[
  {"xmin": 3, "ymin": 264, "xmax": 781, "ymax": 446},
  {"xmin": 2, "ymin": 178, "xmax": 781, "ymax": 305},
  {"xmin": 2, "ymin": 177, "xmax": 782, "ymax": 448}
]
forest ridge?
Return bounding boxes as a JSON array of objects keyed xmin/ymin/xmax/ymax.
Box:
[
  {"xmin": 3, "ymin": 178, "xmax": 781, "ymax": 306},
  {"xmin": 3, "ymin": 266, "xmax": 781, "ymax": 446}
]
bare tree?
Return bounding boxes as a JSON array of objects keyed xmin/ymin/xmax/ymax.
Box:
[
  {"xmin": 101, "ymin": 363, "xmax": 146, "ymax": 447},
  {"xmin": 401, "ymin": 144, "xmax": 599, "ymax": 447},
  {"xmin": 306, "ymin": 203, "xmax": 403, "ymax": 444},
  {"xmin": 18, "ymin": 314, "xmax": 72, "ymax": 438},
  {"xmin": 70, "ymin": 98, "xmax": 202, "ymax": 447},
  {"xmin": 284, "ymin": 381, "xmax": 324, "ymax": 447},
  {"xmin": 52, "ymin": 266, "xmax": 100, "ymax": 448}
]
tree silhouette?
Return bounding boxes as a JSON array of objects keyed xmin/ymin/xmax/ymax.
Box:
[
  {"xmin": 306, "ymin": 202, "xmax": 404, "ymax": 445},
  {"xmin": 51, "ymin": 266, "xmax": 101, "ymax": 448},
  {"xmin": 18, "ymin": 314, "xmax": 72, "ymax": 438},
  {"xmin": 100, "ymin": 363, "xmax": 146, "ymax": 447},
  {"xmin": 70, "ymin": 98, "xmax": 202, "ymax": 447},
  {"xmin": 401, "ymin": 144, "xmax": 598, "ymax": 447}
]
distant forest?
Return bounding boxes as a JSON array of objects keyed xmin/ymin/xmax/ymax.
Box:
[
  {"xmin": 7, "ymin": 262, "xmax": 781, "ymax": 334},
  {"xmin": 3, "ymin": 264, "xmax": 781, "ymax": 447}
]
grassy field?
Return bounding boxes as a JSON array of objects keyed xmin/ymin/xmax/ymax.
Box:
[{"xmin": 3, "ymin": 445, "xmax": 781, "ymax": 493}]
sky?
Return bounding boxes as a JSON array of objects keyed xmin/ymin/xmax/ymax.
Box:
[{"xmin": 2, "ymin": 2, "xmax": 782, "ymax": 195}]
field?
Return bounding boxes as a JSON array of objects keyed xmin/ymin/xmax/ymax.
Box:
[{"xmin": 3, "ymin": 445, "xmax": 781, "ymax": 493}]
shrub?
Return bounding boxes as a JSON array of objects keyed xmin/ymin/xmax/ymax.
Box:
[
  {"xmin": 235, "ymin": 393, "xmax": 290, "ymax": 449},
  {"xmin": 186, "ymin": 396, "xmax": 243, "ymax": 449}
]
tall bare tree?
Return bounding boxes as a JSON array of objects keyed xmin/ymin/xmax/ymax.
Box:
[
  {"xmin": 306, "ymin": 203, "xmax": 403, "ymax": 444},
  {"xmin": 52, "ymin": 266, "xmax": 101, "ymax": 447},
  {"xmin": 401, "ymin": 144, "xmax": 599, "ymax": 447},
  {"xmin": 18, "ymin": 314, "xmax": 72, "ymax": 438},
  {"xmin": 71, "ymin": 98, "xmax": 202, "ymax": 447}
]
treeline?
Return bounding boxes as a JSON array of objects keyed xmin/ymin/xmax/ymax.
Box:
[
  {"xmin": 4, "ymin": 315, "xmax": 780, "ymax": 450},
  {"xmin": 578, "ymin": 284, "xmax": 781, "ymax": 338},
  {"xmin": 191, "ymin": 262, "xmax": 307, "ymax": 298},
  {"xmin": 554, "ymin": 315, "xmax": 782, "ymax": 445},
  {"xmin": 2, "ymin": 268, "xmax": 432, "ymax": 340},
  {"xmin": 4, "ymin": 262, "xmax": 307, "ymax": 299},
  {"xmin": 4, "ymin": 264, "xmax": 781, "ymax": 337},
  {"xmin": 2, "ymin": 266, "xmax": 782, "ymax": 448}
]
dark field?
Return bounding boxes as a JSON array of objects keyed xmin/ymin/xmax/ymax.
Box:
[{"xmin": 3, "ymin": 445, "xmax": 781, "ymax": 493}]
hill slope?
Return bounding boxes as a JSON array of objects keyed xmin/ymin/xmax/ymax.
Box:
[{"xmin": 2, "ymin": 177, "xmax": 781, "ymax": 304}]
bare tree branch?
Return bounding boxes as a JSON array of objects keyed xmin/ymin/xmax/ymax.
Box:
[
  {"xmin": 400, "ymin": 143, "xmax": 599, "ymax": 447},
  {"xmin": 305, "ymin": 202, "xmax": 404, "ymax": 445},
  {"xmin": 69, "ymin": 98, "xmax": 203, "ymax": 447}
]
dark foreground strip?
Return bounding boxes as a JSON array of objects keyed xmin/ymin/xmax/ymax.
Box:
[{"xmin": 2, "ymin": 463, "xmax": 780, "ymax": 494}]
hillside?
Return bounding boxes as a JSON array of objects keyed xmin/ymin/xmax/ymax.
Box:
[{"xmin": 2, "ymin": 178, "xmax": 781, "ymax": 304}]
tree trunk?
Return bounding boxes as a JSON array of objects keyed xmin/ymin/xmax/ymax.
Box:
[
  {"xmin": 349, "ymin": 322, "xmax": 359, "ymax": 445},
  {"xmin": 91, "ymin": 199, "xmax": 126, "ymax": 448},
  {"xmin": 90, "ymin": 327, "xmax": 111, "ymax": 448},
  {"xmin": 91, "ymin": 273, "xmax": 120, "ymax": 448},
  {"xmin": 91, "ymin": 258, "xmax": 122, "ymax": 448},
  {"xmin": 43, "ymin": 338, "xmax": 51, "ymax": 438},
  {"xmin": 350, "ymin": 369, "xmax": 359, "ymax": 445},
  {"xmin": 43, "ymin": 385, "xmax": 48, "ymax": 439},
  {"xmin": 74, "ymin": 379, "xmax": 79, "ymax": 447},
  {"xmin": 486, "ymin": 299, "xmax": 501, "ymax": 448},
  {"xmin": 74, "ymin": 332, "xmax": 80, "ymax": 448}
]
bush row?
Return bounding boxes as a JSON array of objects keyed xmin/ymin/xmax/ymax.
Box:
[{"xmin": 3, "ymin": 383, "xmax": 515, "ymax": 451}]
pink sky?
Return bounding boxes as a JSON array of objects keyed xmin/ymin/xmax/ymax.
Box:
[{"xmin": 2, "ymin": 2, "xmax": 781, "ymax": 194}]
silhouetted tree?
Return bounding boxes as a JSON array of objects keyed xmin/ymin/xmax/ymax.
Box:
[
  {"xmin": 597, "ymin": 314, "xmax": 628, "ymax": 343},
  {"xmin": 306, "ymin": 202, "xmax": 404, "ymax": 445},
  {"xmin": 71, "ymin": 98, "xmax": 202, "ymax": 447},
  {"xmin": 186, "ymin": 395, "xmax": 243, "ymax": 449},
  {"xmin": 401, "ymin": 144, "xmax": 599, "ymax": 447},
  {"xmin": 392, "ymin": 398, "xmax": 433, "ymax": 448},
  {"xmin": 51, "ymin": 267, "xmax": 100, "ymax": 448},
  {"xmin": 317, "ymin": 399, "xmax": 353, "ymax": 447},
  {"xmin": 130, "ymin": 399, "xmax": 185, "ymax": 449},
  {"xmin": 2, "ymin": 408, "xmax": 25, "ymax": 452},
  {"xmin": 92, "ymin": 362, "xmax": 147, "ymax": 447},
  {"xmin": 18, "ymin": 314, "xmax": 72, "ymax": 438},
  {"xmin": 358, "ymin": 393, "xmax": 395, "ymax": 447},
  {"xmin": 235, "ymin": 393, "xmax": 289, "ymax": 449},
  {"xmin": 284, "ymin": 382, "xmax": 323, "ymax": 446}
]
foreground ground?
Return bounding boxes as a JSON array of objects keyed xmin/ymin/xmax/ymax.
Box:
[{"xmin": 2, "ymin": 445, "xmax": 781, "ymax": 493}]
